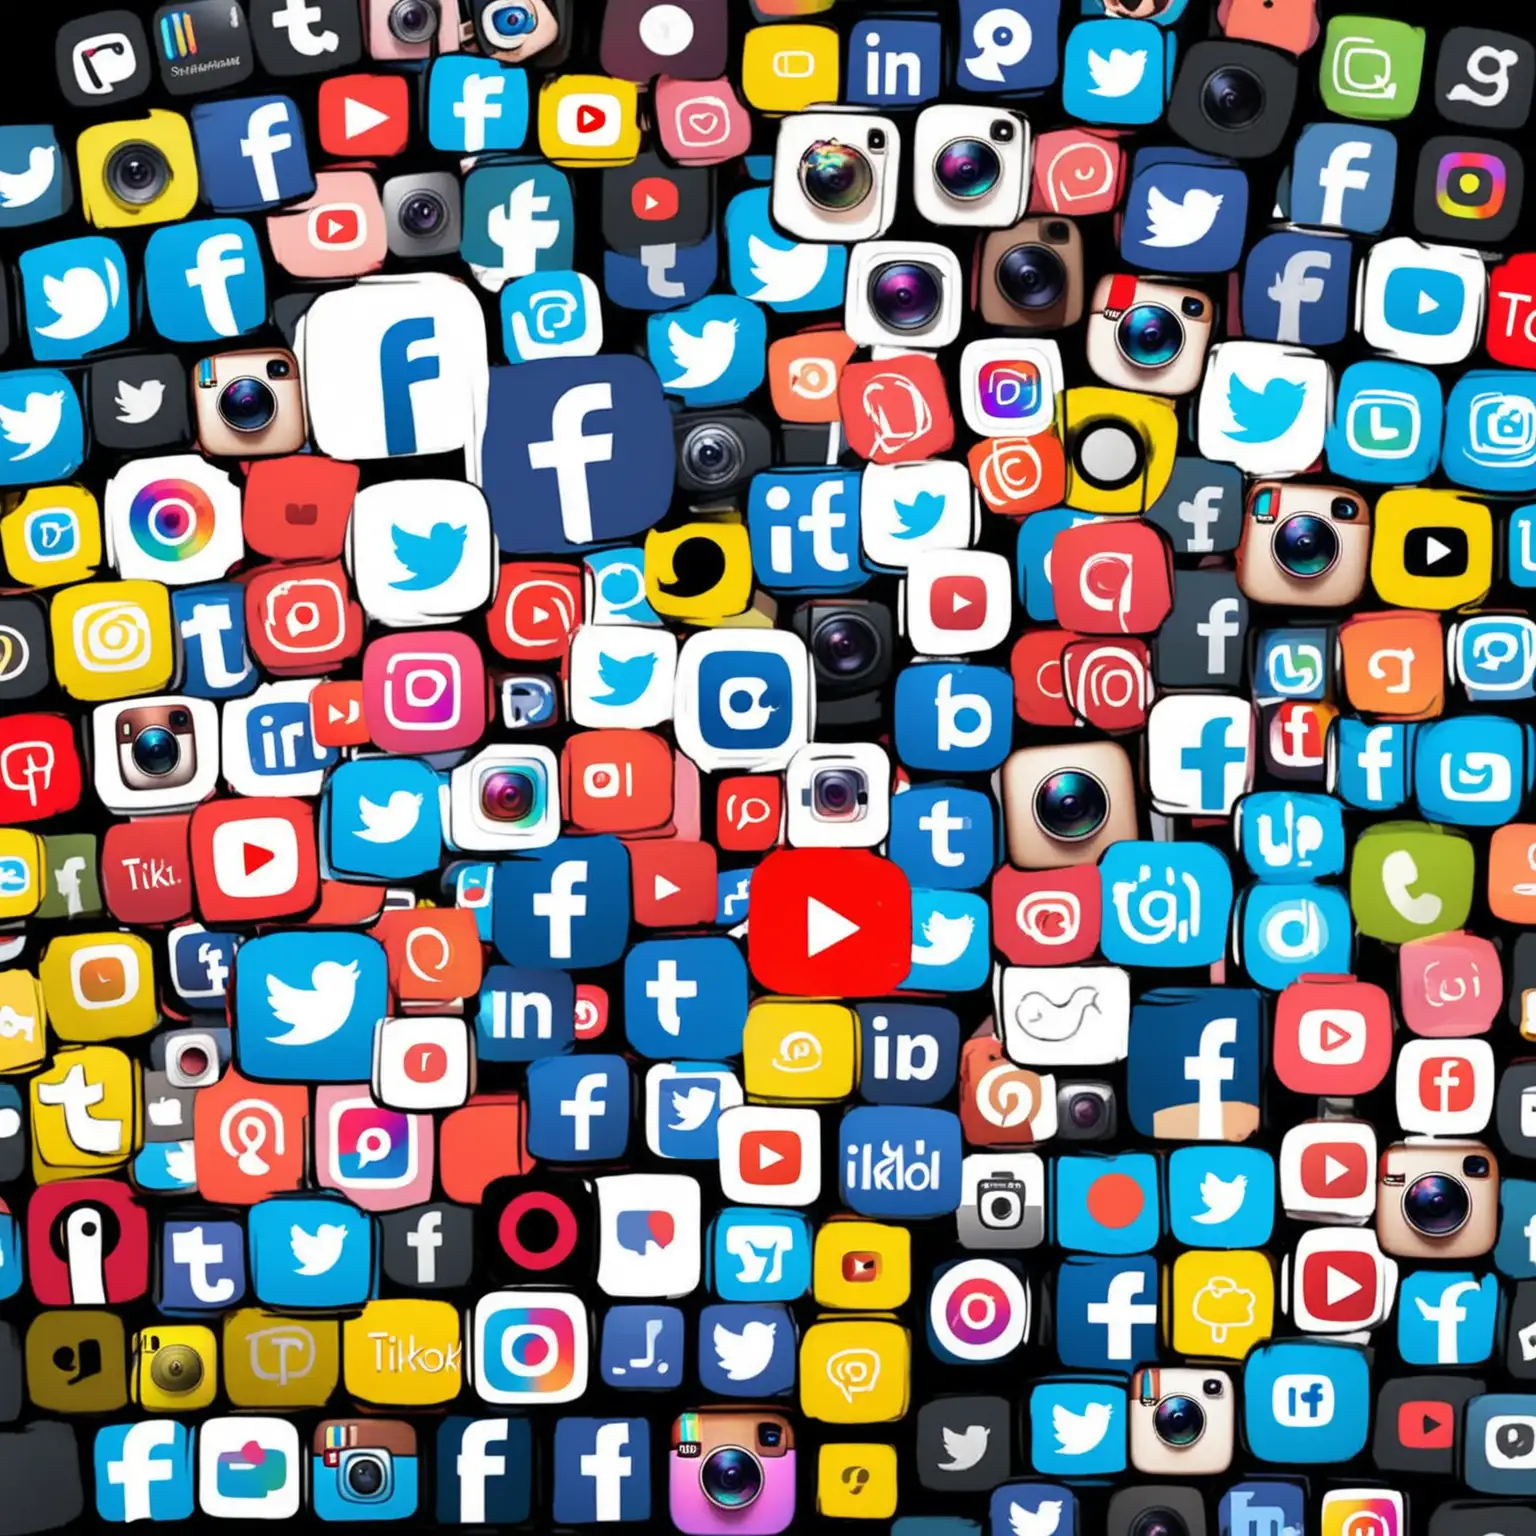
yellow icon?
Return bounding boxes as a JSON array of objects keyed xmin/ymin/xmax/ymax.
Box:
[
  {"xmin": 134, "ymin": 1325, "xmax": 217, "ymax": 1411},
  {"xmin": 0, "ymin": 968, "xmax": 46, "ymax": 1075},
  {"xmin": 536, "ymin": 76, "xmax": 641, "ymax": 166},
  {"xmin": 38, "ymin": 931, "xmax": 156, "ymax": 1043},
  {"xmin": 1062, "ymin": 387, "xmax": 1178, "ymax": 515},
  {"xmin": 30, "ymin": 1044, "xmax": 139, "ymax": 1180},
  {"xmin": 645, "ymin": 522, "xmax": 754, "ymax": 623},
  {"xmin": 0, "ymin": 830, "xmax": 44, "ymax": 922},
  {"xmin": 0, "ymin": 486, "xmax": 102, "ymax": 589},
  {"xmin": 342, "ymin": 1299, "xmax": 463, "ymax": 1407},
  {"xmin": 224, "ymin": 1310, "xmax": 341, "ymax": 1408},
  {"xmin": 1167, "ymin": 1249, "xmax": 1275, "ymax": 1360},
  {"xmin": 813, "ymin": 1220, "xmax": 911, "ymax": 1311},
  {"xmin": 741, "ymin": 26, "xmax": 841, "ymax": 112},
  {"xmin": 817, "ymin": 1443, "xmax": 898, "ymax": 1518},
  {"xmin": 744, "ymin": 1001, "xmax": 856, "ymax": 1102},
  {"xmin": 26, "ymin": 1310, "xmax": 128, "ymax": 1413},
  {"xmin": 800, "ymin": 1318, "xmax": 909, "ymax": 1423},
  {"xmin": 77, "ymin": 112, "xmax": 200, "ymax": 229},
  {"xmin": 1371, "ymin": 489, "xmax": 1493, "ymax": 610},
  {"xmin": 49, "ymin": 580, "xmax": 174, "ymax": 702}
]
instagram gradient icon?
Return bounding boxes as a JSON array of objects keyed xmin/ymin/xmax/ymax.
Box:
[
  {"xmin": 1321, "ymin": 1490, "xmax": 1403, "ymax": 1536},
  {"xmin": 316, "ymin": 1087, "xmax": 432, "ymax": 1209},
  {"xmin": 473, "ymin": 1292, "xmax": 588, "ymax": 1404},
  {"xmin": 364, "ymin": 631, "xmax": 487, "ymax": 752}
]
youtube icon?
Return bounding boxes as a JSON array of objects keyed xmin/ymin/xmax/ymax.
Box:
[
  {"xmin": 1291, "ymin": 1228, "xmax": 1397, "ymax": 1332},
  {"xmin": 748, "ymin": 849, "xmax": 912, "ymax": 997},
  {"xmin": 631, "ymin": 175, "xmax": 679, "ymax": 221},
  {"xmin": 318, "ymin": 74, "xmax": 410, "ymax": 157},
  {"xmin": 1273, "ymin": 976, "xmax": 1392, "ymax": 1094},
  {"xmin": 719, "ymin": 1107, "xmax": 820, "ymax": 1205},
  {"xmin": 1280, "ymin": 1121, "xmax": 1377, "ymax": 1221},
  {"xmin": 1374, "ymin": 1376, "xmax": 1477, "ymax": 1472},
  {"xmin": 190, "ymin": 798, "xmax": 318, "ymax": 923},
  {"xmin": 601, "ymin": 152, "xmax": 710, "ymax": 253},
  {"xmin": 930, "ymin": 574, "xmax": 989, "ymax": 631},
  {"xmin": 907, "ymin": 552, "xmax": 1012, "ymax": 654}
]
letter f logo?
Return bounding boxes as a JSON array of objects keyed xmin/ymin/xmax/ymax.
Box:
[{"xmin": 379, "ymin": 316, "xmax": 441, "ymax": 456}]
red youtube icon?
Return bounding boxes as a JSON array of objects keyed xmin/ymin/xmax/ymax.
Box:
[
  {"xmin": 1398, "ymin": 1400, "xmax": 1455, "ymax": 1450},
  {"xmin": 631, "ymin": 176, "xmax": 679, "ymax": 221},
  {"xmin": 577, "ymin": 102, "xmax": 608, "ymax": 135},
  {"xmin": 318, "ymin": 74, "xmax": 410, "ymax": 157},
  {"xmin": 630, "ymin": 840, "xmax": 717, "ymax": 928},
  {"xmin": 190, "ymin": 798, "xmax": 318, "ymax": 923},
  {"xmin": 747, "ymin": 849, "xmax": 912, "ymax": 996},
  {"xmin": 1298, "ymin": 1246, "xmax": 1382, "ymax": 1326},
  {"xmin": 930, "ymin": 574, "xmax": 989, "ymax": 632},
  {"xmin": 740, "ymin": 1129, "xmax": 802, "ymax": 1186},
  {"xmin": 1299, "ymin": 1140, "xmax": 1370, "ymax": 1200}
]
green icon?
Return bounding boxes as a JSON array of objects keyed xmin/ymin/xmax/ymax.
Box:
[
  {"xmin": 1319, "ymin": 17, "xmax": 1426, "ymax": 121},
  {"xmin": 1350, "ymin": 821, "xmax": 1474, "ymax": 943},
  {"xmin": 37, "ymin": 834, "xmax": 102, "ymax": 920}
]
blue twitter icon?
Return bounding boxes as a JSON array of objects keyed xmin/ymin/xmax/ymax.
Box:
[
  {"xmin": 594, "ymin": 650, "xmax": 657, "ymax": 706},
  {"xmin": 892, "ymin": 491, "xmax": 946, "ymax": 540},
  {"xmin": 19, "ymin": 237, "xmax": 129, "ymax": 361},
  {"xmin": 0, "ymin": 368, "xmax": 82, "ymax": 484},
  {"xmin": 647, "ymin": 294, "xmax": 765, "ymax": 407},
  {"xmin": 1226, "ymin": 375, "xmax": 1308, "ymax": 442},
  {"xmin": 391, "ymin": 520, "xmax": 467, "ymax": 590}
]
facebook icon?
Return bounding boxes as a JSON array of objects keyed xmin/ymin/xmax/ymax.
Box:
[
  {"xmin": 1162, "ymin": 701, "xmax": 1250, "ymax": 813},
  {"xmin": 436, "ymin": 1418, "xmax": 531, "ymax": 1524},
  {"xmin": 553, "ymin": 1420, "xmax": 649, "ymax": 1524},
  {"xmin": 380, "ymin": 316, "xmax": 440, "ymax": 456}
]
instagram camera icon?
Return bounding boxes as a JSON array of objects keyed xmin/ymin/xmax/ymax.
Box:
[
  {"xmin": 473, "ymin": 1292, "xmax": 588, "ymax": 1404},
  {"xmin": 364, "ymin": 631, "xmax": 487, "ymax": 752},
  {"xmin": 669, "ymin": 1411, "xmax": 796, "ymax": 1535}
]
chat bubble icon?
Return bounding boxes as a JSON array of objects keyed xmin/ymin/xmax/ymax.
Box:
[
  {"xmin": 826, "ymin": 1346, "xmax": 880, "ymax": 1403},
  {"xmin": 355, "ymin": 1127, "xmax": 393, "ymax": 1169}
]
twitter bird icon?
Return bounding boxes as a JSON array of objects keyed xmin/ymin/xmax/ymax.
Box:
[
  {"xmin": 1226, "ymin": 374, "xmax": 1307, "ymax": 442},
  {"xmin": 19, "ymin": 237, "xmax": 129, "ymax": 360},
  {"xmin": 594, "ymin": 650, "xmax": 658, "ymax": 706},
  {"xmin": 0, "ymin": 369, "xmax": 81, "ymax": 483},
  {"xmin": 892, "ymin": 490, "xmax": 945, "ymax": 540},
  {"xmin": 390, "ymin": 520, "xmax": 467, "ymax": 591},
  {"xmin": 648, "ymin": 294, "xmax": 766, "ymax": 405}
]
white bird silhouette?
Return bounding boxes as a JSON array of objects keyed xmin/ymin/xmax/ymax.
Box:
[
  {"xmin": 1052, "ymin": 1401, "xmax": 1112, "ymax": 1455},
  {"xmin": 746, "ymin": 233, "xmax": 828, "ymax": 304},
  {"xmin": 355, "ymin": 790, "xmax": 423, "ymax": 844},
  {"xmin": 37, "ymin": 263, "xmax": 119, "ymax": 340},
  {"xmin": 1013, "ymin": 985, "xmax": 1101, "ymax": 1042},
  {"xmin": 0, "ymin": 391, "xmax": 64, "ymax": 459},
  {"xmin": 114, "ymin": 378, "xmax": 165, "ymax": 425},
  {"xmin": 939, "ymin": 1424, "xmax": 990, "ymax": 1471},
  {"xmin": 265, "ymin": 959, "xmax": 360, "ymax": 1046},
  {"xmin": 1010, "ymin": 1499, "xmax": 1064, "ymax": 1536},
  {"xmin": 665, "ymin": 317, "xmax": 738, "ymax": 390},
  {"xmin": 1087, "ymin": 48, "xmax": 1148, "ymax": 97},
  {"xmin": 1143, "ymin": 186, "xmax": 1224, "ymax": 248},
  {"xmin": 0, "ymin": 144, "xmax": 56, "ymax": 208},
  {"xmin": 910, "ymin": 910, "xmax": 975, "ymax": 966},
  {"xmin": 669, "ymin": 1085, "xmax": 716, "ymax": 1131},
  {"xmin": 1191, "ymin": 1171, "xmax": 1248, "ymax": 1225},
  {"xmin": 163, "ymin": 1142, "xmax": 196, "ymax": 1184},
  {"xmin": 290, "ymin": 1222, "xmax": 348, "ymax": 1276},
  {"xmin": 713, "ymin": 1320, "xmax": 776, "ymax": 1381}
]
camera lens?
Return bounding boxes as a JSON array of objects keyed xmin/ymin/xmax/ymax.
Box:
[
  {"xmin": 811, "ymin": 612, "xmax": 881, "ymax": 680},
  {"xmin": 218, "ymin": 377, "xmax": 278, "ymax": 435},
  {"xmin": 1068, "ymin": 1092, "xmax": 1106, "ymax": 1131},
  {"xmin": 131, "ymin": 726, "xmax": 182, "ymax": 778},
  {"xmin": 1131, "ymin": 1512, "xmax": 1190, "ymax": 1536},
  {"xmin": 1403, "ymin": 1172, "xmax": 1471, "ymax": 1237},
  {"xmin": 480, "ymin": 767, "xmax": 538, "ymax": 823},
  {"xmin": 482, "ymin": 1, "xmax": 536, "ymax": 43},
  {"xmin": 1073, "ymin": 419, "xmax": 1145, "ymax": 490},
  {"xmin": 174, "ymin": 1043, "xmax": 210, "ymax": 1079},
  {"xmin": 681, "ymin": 423, "xmax": 746, "ymax": 489},
  {"xmin": 1272, "ymin": 513, "xmax": 1340, "ymax": 579},
  {"xmin": 997, "ymin": 244, "xmax": 1067, "ymax": 312},
  {"xmin": 1033, "ymin": 769, "xmax": 1110, "ymax": 843},
  {"xmin": 345, "ymin": 1455, "xmax": 386, "ymax": 1498},
  {"xmin": 1116, "ymin": 304, "xmax": 1185, "ymax": 369},
  {"xmin": 869, "ymin": 262, "xmax": 942, "ymax": 333},
  {"xmin": 811, "ymin": 768, "xmax": 867, "ymax": 821},
  {"xmin": 799, "ymin": 140, "xmax": 874, "ymax": 211},
  {"xmin": 105, "ymin": 142, "xmax": 170, "ymax": 206},
  {"xmin": 149, "ymin": 1343, "xmax": 204, "ymax": 1394},
  {"xmin": 399, "ymin": 188, "xmax": 448, "ymax": 237},
  {"xmin": 1152, "ymin": 1395, "xmax": 1206, "ymax": 1448},
  {"xmin": 389, "ymin": 0, "xmax": 440, "ymax": 42},
  {"xmin": 934, "ymin": 137, "xmax": 1002, "ymax": 201},
  {"xmin": 1201, "ymin": 65, "xmax": 1267, "ymax": 129},
  {"xmin": 700, "ymin": 1447, "xmax": 763, "ymax": 1510}
]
